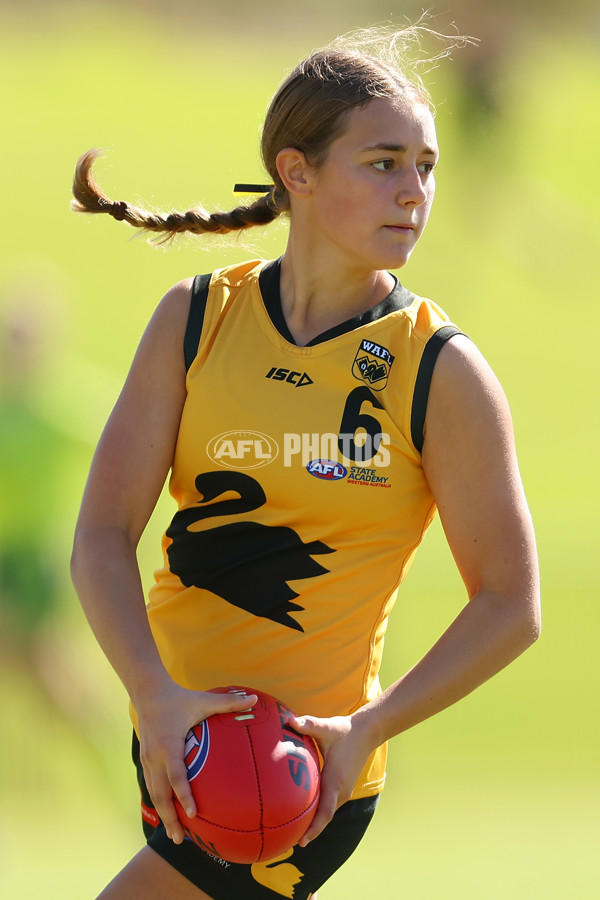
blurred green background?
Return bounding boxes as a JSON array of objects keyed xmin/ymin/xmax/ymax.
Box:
[{"xmin": 1, "ymin": 1, "xmax": 598, "ymax": 897}]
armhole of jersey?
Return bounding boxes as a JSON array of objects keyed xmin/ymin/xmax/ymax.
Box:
[
  {"xmin": 410, "ymin": 326, "xmax": 464, "ymax": 454},
  {"xmin": 184, "ymin": 273, "xmax": 212, "ymax": 372}
]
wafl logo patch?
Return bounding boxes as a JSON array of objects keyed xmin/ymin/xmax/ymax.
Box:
[
  {"xmin": 184, "ymin": 722, "xmax": 210, "ymax": 781},
  {"xmin": 352, "ymin": 339, "xmax": 394, "ymax": 390}
]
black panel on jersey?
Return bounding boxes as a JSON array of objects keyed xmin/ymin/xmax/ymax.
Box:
[
  {"xmin": 165, "ymin": 471, "xmax": 335, "ymax": 631},
  {"xmin": 184, "ymin": 273, "xmax": 212, "ymax": 371},
  {"xmin": 410, "ymin": 325, "xmax": 464, "ymax": 453},
  {"xmin": 259, "ymin": 258, "xmax": 416, "ymax": 346}
]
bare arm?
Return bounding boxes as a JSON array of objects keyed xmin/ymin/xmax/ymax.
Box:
[
  {"xmin": 295, "ymin": 335, "xmax": 541, "ymax": 842},
  {"xmin": 71, "ymin": 281, "xmax": 190, "ymax": 700},
  {"xmin": 71, "ymin": 279, "xmax": 256, "ymax": 843}
]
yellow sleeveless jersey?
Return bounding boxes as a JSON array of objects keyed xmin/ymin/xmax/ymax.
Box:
[{"xmin": 142, "ymin": 258, "xmax": 461, "ymax": 799}]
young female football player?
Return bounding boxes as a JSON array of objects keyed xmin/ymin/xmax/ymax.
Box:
[{"xmin": 70, "ymin": 23, "xmax": 540, "ymax": 900}]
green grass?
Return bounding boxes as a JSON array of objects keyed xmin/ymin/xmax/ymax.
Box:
[{"xmin": 1, "ymin": 7, "xmax": 598, "ymax": 898}]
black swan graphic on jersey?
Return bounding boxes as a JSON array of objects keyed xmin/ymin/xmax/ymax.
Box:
[{"xmin": 165, "ymin": 471, "xmax": 335, "ymax": 631}]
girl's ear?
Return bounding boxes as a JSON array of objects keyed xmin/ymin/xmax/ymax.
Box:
[{"xmin": 275, "ymin": 148, "xmax": 315, "ymax": 198}]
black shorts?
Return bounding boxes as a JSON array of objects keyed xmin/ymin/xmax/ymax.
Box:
[{"xmin": 132, "ymin": 732, "xmax": 379, "ymax": 899}]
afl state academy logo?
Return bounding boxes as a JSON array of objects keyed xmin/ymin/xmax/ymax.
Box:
[
  {"xmin": 207, "ymin": 431, "xmax": 279, "ymax": 469},
  {"xmin": 306, "ymin": 459, "xmax": 348, "ymax": 481},
  {"xmin": 184, "ymin": 722, "xmax": 210, "ymax": 781},
  {"xmin": 352, "ymin": 339, "xmax": 395, "ymax": 390}
]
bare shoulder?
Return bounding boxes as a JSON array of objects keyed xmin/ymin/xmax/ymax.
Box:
[
  {"xmin": 143, "ymin": 277, "xmax": 195, "ymax": 346},
  {"xmin": 421, "ymin": 331, "xmax": 524, "ymax": 545},
  {"xmin": 127, "ymin": 277, "xmax": 195, "ymax": 386},
  {"xmin": 157, "ymin": 276, "xmax": 195, "ymax": 312},
  {"xmin": 78, "ymin": 277, "xmax": 196, "ymax": 540},
  {"xmin": 423, "ymin": 334, "xmax": 513, "ymax": 450},
  {"xmin": 421, "ymin": 332, "xmax": 539, "ymax": 594},
  {"xmin": 430, "ymin": 333, "xmax": 509, "ymax": 407}
]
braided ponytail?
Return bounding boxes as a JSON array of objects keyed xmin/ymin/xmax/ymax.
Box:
[
  {"xmin": 73, "ymin": 23, "xmax": 471, "ymax": 244},
  {"xmin": 71, "ymin": 148, "xmax": 283, "ymax": 241}
]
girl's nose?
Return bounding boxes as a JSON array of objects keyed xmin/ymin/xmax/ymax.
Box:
[{"xmin": 396, "ymin": 167, "xmax": 428, "ymax": 207}]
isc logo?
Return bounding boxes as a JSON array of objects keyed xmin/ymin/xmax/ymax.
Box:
[
  {"xmin": 306, "ymin": 459, "xmax": 348, "ymax": 481},
  {"xmin": 207, "ymin": 431, "xmax": 279, "ymax": 469},
  {"xmin": 265, "ymin": 367, "xmax": 313, "ymax": 387}
]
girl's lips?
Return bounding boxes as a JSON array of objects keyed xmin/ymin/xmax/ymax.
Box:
[{"xmin": 384, "ymin": 224, "xmax": 415, "ymax": 232}]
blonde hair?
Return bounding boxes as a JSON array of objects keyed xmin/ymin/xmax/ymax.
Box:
[{"xmin": 72, "ymin": 21, "xmax": 471, "ymax": 241}]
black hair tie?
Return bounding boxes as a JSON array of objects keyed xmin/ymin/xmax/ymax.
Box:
[{"xmin": 233, "ymin": 183, "xmax": 274, "ymax": 195}]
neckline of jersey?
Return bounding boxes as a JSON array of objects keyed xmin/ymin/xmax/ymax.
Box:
[{"xmin": 257, "ymin": 258, "xmax": 415, "ymax": 348}]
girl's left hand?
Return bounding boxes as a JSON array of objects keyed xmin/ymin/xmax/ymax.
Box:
[{"xmin": 288, "ymin": 710, "xmax": 377, "ymax": 846}]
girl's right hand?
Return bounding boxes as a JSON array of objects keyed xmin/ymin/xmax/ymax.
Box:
[{"xmin": 135, "ymin": 681, "xmax": 257, "ymax": 844}]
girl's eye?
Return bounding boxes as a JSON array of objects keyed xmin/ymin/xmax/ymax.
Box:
[
  {"xmin": 417, "ymin": 161, "xmax": 436, "ymax": 175},
  {"xmin": 372, "ymin": 159, "xmax": 394, "ymax": 172}
]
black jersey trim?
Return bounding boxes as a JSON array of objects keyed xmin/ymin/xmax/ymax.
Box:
[
  {"xmin": 184, "ymin": 273, "xmax": 212, "ymax": 372},
  {"xmin": 258, "ymin": 258, "xmax": 416, "ymax": 346},
  {"xmin": 259, "ymin": 259, "xmax": 295, "ymax": 342},
  {"xmin": 410, "ymin": 326, "xmax": 464, "ymax": 454}
]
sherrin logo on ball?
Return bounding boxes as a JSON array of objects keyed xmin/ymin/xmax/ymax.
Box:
[
  {"xmin": 174, "ymin": 686, "xmax": 321, "ymax": 864},
  {"xmin": 183, "ymin": 721, "xmax": 210, "ymax": 781},
  {"xmin": 306, "ymin": 459, "xmax": 348, "ymax": 480}
]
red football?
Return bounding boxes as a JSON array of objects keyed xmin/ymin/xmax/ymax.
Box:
[{"xmin": 174, "ymin": 686, "xmax": 321, "ymax": 863}]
